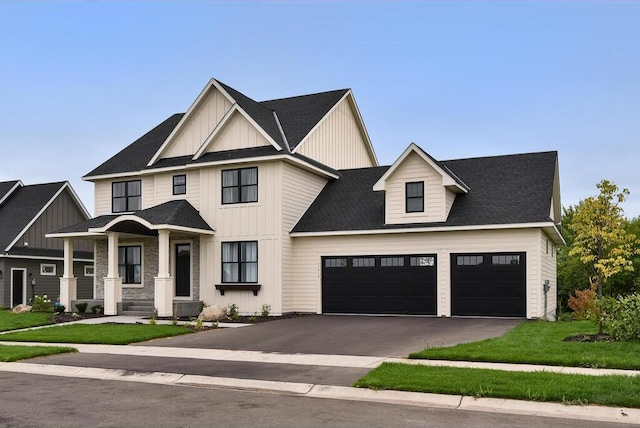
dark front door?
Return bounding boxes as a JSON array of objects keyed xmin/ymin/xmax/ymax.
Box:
[
  {"xmin": 451, "ymin": 252, "xmax": 526, "ymax": 317},
  {"xmin": 322, "ymin": 255, "xmax": 437, "ymax": 315},
  {"xmin": 12, "ymin": 269, "xmax": 25, "ymax": 307},
  {"xmin": 175, "ymin": 244, "xmax": 191, "ymax": 297}
]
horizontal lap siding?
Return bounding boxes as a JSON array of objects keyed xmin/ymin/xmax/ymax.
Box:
[
  {"xmin": 297, "ymin": 99, "xmax": 374, "ymax": 170},
  {"xmin": 162, "ymin": 88, "xmax": 232, "ymax": 159},
  {"xmin": 292, "ymin": 228, "xmax": 541, "ymax": 317},
  {"xmin": 281, "ymin": 164, "xmax": 328, "ymax": 312},
  {"xmin": 144, "ymin": 170, "xmax": 201, "ymax": 211}
]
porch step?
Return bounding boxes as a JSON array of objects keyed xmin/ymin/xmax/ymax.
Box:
[
  {"xmin": 127, "ymin": 305, "xmax": 154, "ymax": 312},
  {"xmin": 118, "ymin": 300, "xmax": 154, "ymax": 317},
  {"xmin": 120, "ymin": 310, "xmax": 154, "ymax": 317}
]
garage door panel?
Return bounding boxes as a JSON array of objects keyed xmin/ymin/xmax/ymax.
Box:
[
  {"xmin": 322, "ymin": 255, "xmax": 437, "ymax": 315},
  {"xmin": 451, "ymin": 252, "xmax": 526, "ymax": 317}
]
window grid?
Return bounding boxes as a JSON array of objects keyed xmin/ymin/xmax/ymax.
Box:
[
  {"xmin": 325, "ymin": 258, "xmax": 347, "ymax": 268},
  {"xmin": 492, "ymin": 255, "xmax": 521, "ymax": 265},
  {"xmin": 118, "ymin": 246, "xmax": 142, "ymax": 284},
  {"xmin": 222, "ymin": 167, "xmax": 258, "ymax": 204},
  {"xmin": 457, "ymin": 255, "xmax": 484, "ymax": 266},
  {"xmin": 381, "ymin": 257, "xmax": 405, "ymax": 267},
  {"xmin": 353, "ymin": 258, "xmax": 375, "ymax": 268},
  {"xmin": 410, "ymin": 256, "xmax": 435, "ymax": 267},
  {"xmin": 222, "ymin": 241, "xmax": 258, "ymax": 283},
  {"xmin": 173, "ymin": 175, "xmax": 186, "ymax": 195},
  {"xmin": 406, "ymin": 181, "xmax": 424, "ymax": 213},
  {"xmin": 112, "ymin": 180, "xmax": 141, "ymax": 213}
]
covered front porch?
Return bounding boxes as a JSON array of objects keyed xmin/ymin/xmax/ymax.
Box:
[{"xmin": 47, "ymin": 201, "xmax": 214, "ymax": 316}]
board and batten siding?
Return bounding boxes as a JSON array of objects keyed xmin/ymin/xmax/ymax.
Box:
[
  {"xmin": 142, "ymin": 170, "xmax": 201, "ymax": 211},
  {"xmin": 540, "ymin": 230, "xmax": 558, "ymax": 320},
  {"xmin": 296, "ymin": 98, "xmax": 375, "ymax": 170},
  {"xmin": 18, "ymin": 188, "xmax": 92, "ymax": 252},
  {"xmin": 94, "ymin": 179, "xmax": 112, "ymax": 216},
  {"xmin": 280, "ymin": 163, "xmax": 328, "ymax": 313},
  {"xmin": 292, "ymin": 228, "xmax": 543, "ymax": 318},
  {"xmin": 203, "ymin": 112, "xmax": 271, "ymax": 154},
  {"xmin": 385, "ymin": 151, "xmax": 448, "ymax": 224},
  {"xmin": 161, "ymin": 87, "xmax": 233, "ymax": 159},
  {"xmin": 198, "ymin": 161, "xmax": 284, "ymax": 315}
]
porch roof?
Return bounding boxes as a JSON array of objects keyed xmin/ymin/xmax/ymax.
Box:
[{"xmin": 48, "ymin": 200, "xmax": 214, "ymax": 238}]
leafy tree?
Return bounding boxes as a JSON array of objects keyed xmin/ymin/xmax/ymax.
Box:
[
  {"xmin": 557, "ymin": 206, "xmax": 591, "ymax": 311},
  {"xmin": 568, "ymin": 180, "xmax": 639, "ymax": 333}
]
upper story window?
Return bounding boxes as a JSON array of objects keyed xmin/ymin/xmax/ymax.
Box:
[
  {"xmin": 112, "ymin": 180, "xmax": 141, "ymax": 213},
  {"xmin": 406, "ymin": 181, "xmax": 424, "ymax": 213},
  {"xmin": 173, "ymin": 175, "xmax": 186, "ymax": 195},
  {"xmin": 222, "ymin": 167, "xmax": 258, "ymax": 204}
]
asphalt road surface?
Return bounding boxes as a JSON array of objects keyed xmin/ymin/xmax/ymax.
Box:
[{"xmin": 0, "ymin": 372, "xmax": 631, "ymax": 428}]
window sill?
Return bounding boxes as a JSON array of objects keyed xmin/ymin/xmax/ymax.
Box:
[{"xmin": 215, "ymin": 284, "xmax": 261, "ymax": 296}]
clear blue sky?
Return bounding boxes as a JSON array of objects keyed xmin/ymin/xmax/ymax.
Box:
[{"xmin": 1, "ymin": 1, "xmax": 639, "ymax": 217}]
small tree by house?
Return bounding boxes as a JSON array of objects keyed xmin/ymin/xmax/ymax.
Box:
[{"xmin": 568, "ymin": 180, "xmax": 639, "ymax": 333}]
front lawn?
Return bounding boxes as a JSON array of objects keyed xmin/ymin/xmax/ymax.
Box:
[
  {"xmin": 356, "ymin": 363, "xmax": 640, "ymax": 408},
  {"xmin": 411, "ymin": 320, "xmax": 640, "ymax": 370},
  {"xmin": 0, "ymin": 310, "xmax": 54, "ymax": 332},
  {"xmin": 0, "ymin": 344, "xmax": 76, "ymax": 362},
  {"xmin": 0, "ymin": 324, "xmax": 193, "ymax": 345}
]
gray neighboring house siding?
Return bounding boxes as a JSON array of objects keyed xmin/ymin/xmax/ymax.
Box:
[{"xmin": 0, "ymin": 181, "xmax": 94, "ymax": 308}]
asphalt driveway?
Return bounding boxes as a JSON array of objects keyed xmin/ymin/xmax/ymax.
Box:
[{"xmin": 141, "ymin": 315, "xmax": 522, "ymax": 357}]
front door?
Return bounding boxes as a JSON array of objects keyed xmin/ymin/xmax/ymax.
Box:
[
  {"xmin": 11, "ymin": 269, "xmax": 26, "ymax": 307},
  {"xmin": 175, "ymin": 244, "xmax": 191, "ymax": 298}
]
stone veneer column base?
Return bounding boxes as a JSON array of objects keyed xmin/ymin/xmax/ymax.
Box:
[
  {"xmin": 154, "ymin": 277, "xmax": 174, "ymax": 317},
  {"xmin": 103, "ymin": 277, "xmax": 123, "ymax": 315},
  {"xmin": 59, "ymin": 277, "xmax": 77, "ymax": 310}
]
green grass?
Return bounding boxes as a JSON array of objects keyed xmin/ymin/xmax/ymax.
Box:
[
  {"xmin": 0, "ymin": 324, "xmax": 193, "ymax": 345},
  {"xmin": 356, "ymin": 363, "xmax": 640, "ymax": 408},
  {"xmin": 411, "ymin": 320, "xmax": 640, "ymax": 370},
  {"xmin": 0, "ymin": 310, "xmax": 54, "ymax": 331},
  {"xmin": 0, "ymin": 344, "xmax": 77, "ymax": 362}
]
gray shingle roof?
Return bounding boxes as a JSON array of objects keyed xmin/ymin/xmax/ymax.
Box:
[
  {"xmin": 53, "ymin": 200, "xmax": 213, "ymax": 235},
  {"xmin": 0, "ymin": 180, "xmax": 20, "ymax": 202},
  {"xmin": 84, "ymin": 81, "xmax": 349, "ymax": 178},
  {"xmin": 292, "ymin": 151, "xmax": 558, "ymax": 233},
  {"xmin": 0, "ymin": 182, "xmax": 67, "ymax": 251}
]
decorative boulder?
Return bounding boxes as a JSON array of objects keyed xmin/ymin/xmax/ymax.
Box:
[
  {"xmin": 12, "ymin": 304, "xmax": 32, "ymax": 313},
  {"xmin": 198, "ymin": 305, "xmax": 227, "ymax": 322}
]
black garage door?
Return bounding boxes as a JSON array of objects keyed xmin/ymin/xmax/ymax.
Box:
[
  {"xmin": 451, "ymin": 252, "xmax": 526, "ymax": 317},
  {"xmin": 322, "ymin": 255, "xmax": 437, "ymax": 315}
]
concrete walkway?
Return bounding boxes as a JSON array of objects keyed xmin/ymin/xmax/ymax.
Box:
[{"xmin": 1, "ymin": 316, "xmax": 639, "ymax": 425}]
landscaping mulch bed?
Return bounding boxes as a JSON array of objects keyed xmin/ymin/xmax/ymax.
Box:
[
  {"xmin": 158, "ymin": 312, "xmax": 313, "ymax": 324},
  {"xmin": 53, "ymin": 313, "xmax": 106, "ymax": 323},
  {"xmin": 563, "ymin": 333, "xmax": 614, "ymax": 342}
]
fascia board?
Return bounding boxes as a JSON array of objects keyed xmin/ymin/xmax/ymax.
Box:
[
  {"xmin": 0, "ymin": 181, "xmax": 23, "ymax": 206},
  {"xmin": 62, "ymin": 181, "xmax": 92, "ymax": 219},
  {"xmin": 290, "ymin": 222, "xmax": 563, "ymax": 240},
  {"xmin": 0, "ymin": 253, "xmax": 94, "ymax": 262},
  {"xmin": 4, "ymin": 183, "xmax": 69, "ymax": 252},
  {"xmin": 346, "ymin": 91, "xmax": 379, "ymax": 166},
  {"xmin": 292, "ymin": 90, "xmax": 349, "ymax": 155},
  {"xmin": 147, "ymin": 79, "xmax": 237, "ymax": 166},
  {"xmin": 234, "ymin": 106, "xmax": 283, "ymax": 152},
  {"xmin": 192, "ymin": 104, "xmax": 240, "ymax": 160},
  {"xmin": 46, "ymin": 232, "xmax": 105, "ymax": 239}
]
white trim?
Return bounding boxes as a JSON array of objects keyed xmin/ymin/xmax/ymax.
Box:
[
  {"xmin": 63, "ymin": 181, "xmax": 92, "ymax": 219},
  {"xmin": 373, "ymin": 143, "xmax": 468, "ymax": 193},
  {"xmin": 87, "ymin": 216, "xmax": 215, "ymax": 236},
  {"xmin": 292, "ymin": 90, "xmax": 379, "ymax": 166},
  {"xmin": 10, "ymin": 268, "xmax": 27, "ymax": 306},
  {"xmin": 84, "ymin": 265, "xmax": 95, "ymax": 277},
  {"xmin": 192, "ymin": 104, "xmax": 240, "ymax": 159},
  {"xmin": 0, "ymin": 254, "xmax": 93, "ymax": 262},
  {"xmin": 5, "ymin": 182, "xmax": 87, "ymax": 252},
  {"xmin": 40, "ymin": 263, "xmax": 57, "ymax": 276},
  {"xmin": 291, "ymin": 222, "xmax": 565, "ymax": 244},
  {"xmin": 273, "ymin": 111, "xmax": 291, "ymax": 152},
  {"xmin": 172, "ymin": 239, "xmax": 193, "ymax": 300},
  {"xmin": 84, "ymin": 154, "xmax": 340, "ymax": 182},
  {"xmin": 0, "ymin": 181, "xmax": 23, "ymax": 206},
  {"xmin": 46, "ymin": 232, "xmax": 105, "ymax": 239},
  {"xmin": 147, "ymin": 79, "xmax": 236, "ymax": 166}
]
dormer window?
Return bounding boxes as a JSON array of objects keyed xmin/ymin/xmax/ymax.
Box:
[
  {"xmin": 406, "ymin": 182, "xmax": 424, "ymax": 213},
  {"xmin": 112, "ymin": 180, "xmax": 141, "ymax": 213}
]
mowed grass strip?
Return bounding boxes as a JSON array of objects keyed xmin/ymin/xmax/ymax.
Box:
[
  {"xmin": 0, "ymin": 344, "xmax": 76, "ymax": 362},
  {"xmin": 356, "ymin": 363, "xmax": 640, "ymax": 408},
  {"xmin": 0, "ymin": 324, "xmax": 193, "ymax": 345},
  {"xmin": 411, "ymin": 320, "xmax": 640, "ymax": 370},
  {"xmin": 0, "ymin": 310, "xmax": 54, "ymax": 332}
]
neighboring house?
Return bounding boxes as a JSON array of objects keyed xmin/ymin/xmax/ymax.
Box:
[
  {"xmin": 49, "ymin": 78, "xmax": 563, "ymax": 319},
  {"xmin": 0, "ymin": 180, "xmax": 93, "ymax": 308}
]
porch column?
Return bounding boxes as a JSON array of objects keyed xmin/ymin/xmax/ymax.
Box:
[
  {"xmin": 59, "ymin": 238, "xmax": 77, "ymax": 310},
  {"xmin": 103, "ymin": 232, "xmax": 122, "ymax": 315},
  {"xmin": 154, "ymin": 229, "xmax": 174, "ymax": 317}
]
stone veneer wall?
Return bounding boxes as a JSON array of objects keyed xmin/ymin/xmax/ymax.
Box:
[{"xmin": 94, "ymin": 234, "xmax": 200, "ymax": 300}]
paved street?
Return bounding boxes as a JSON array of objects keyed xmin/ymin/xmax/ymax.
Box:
[{"xmin": 0, "ymin": 372, "xmax": 632, "ymax": 428}]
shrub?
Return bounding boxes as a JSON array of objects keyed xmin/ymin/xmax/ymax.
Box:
[
  {"xmin": 260, "ymin": 304, "xmax": 271, "ymax": 318},
  {"xmin": 602, "ymin": 293, "xmax": 640, "ymax": 341},
  {"xmin": 31, "ymin": 295, "xmax": 52, "ymax": 312},
  {"xmin": 54, "ymin": 305, "xmax": 66, "ymax": 314},
  {"xmin": 91, "ymin": 304, "xmax": 103, "ymax": 314},
  {"xmin": 568, "ymin": 287, "xmax": 597, "ymax": 320},
  {"xmin": 227, "ymin": 303, "xmax": 239, "ymax": 320},
  {"xmin": 75, "ymin": 302, "xmax": 88, "ymax": 314}
]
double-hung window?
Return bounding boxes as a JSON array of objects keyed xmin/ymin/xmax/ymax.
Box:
[
  {"xmin": 112, "ymin": 180, "xmax": 141, "ymax": 213},
  {"xmin": 222, "ymin": 241, "xmax": 258, "ymax": 283},
  {"xmin": 222, "ymin": 167, "xmax": 258, "ymax": 204},
  {"xmin": 406, "ymin": 181, "xmax": 424, "ymax": 213},
  {"xmin": 118, "ymin": 246, "xmax": 142, "ymax": 284},
  {"xmin": 173, "ymin": 175, "xmax": 186, "ymax": 195}
]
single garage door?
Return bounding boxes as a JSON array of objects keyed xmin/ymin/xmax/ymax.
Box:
[
  {"xmin": 322, "ymin": 255, "xmax": 437, "ymax": 315},
  {"xmin": 451, "ymin": 252, "xmax": 526, "ymax": 317}
]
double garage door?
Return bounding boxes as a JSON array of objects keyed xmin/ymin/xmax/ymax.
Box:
[{"xmin": 322, "ymin": 252, "xmax": 526, "ymax": 317}]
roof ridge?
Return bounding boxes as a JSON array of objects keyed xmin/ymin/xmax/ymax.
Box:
[
  {"xmin": 260, "ymin": 88, "xmax": 349, "ymax": 104},
  {"xmin": 442, "ymin": 150, "xmax": 558, "ymax": 163}
]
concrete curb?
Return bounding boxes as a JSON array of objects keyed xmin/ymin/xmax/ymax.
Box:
[{"xmin": 0, "ymin": 362, "xmax": 638, "ymax": 425}]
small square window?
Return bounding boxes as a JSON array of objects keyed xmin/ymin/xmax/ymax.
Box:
[
  {"xmin": 173, "ymin": 175, "xmax": 186, "ymax": 195},
  {"xmin": 40, "ymin": 264, "xmax": 56, "ymax": 276},
  {"xmin": 84, "ymin": 265, "xmax": 95, "ymax": 276}
]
